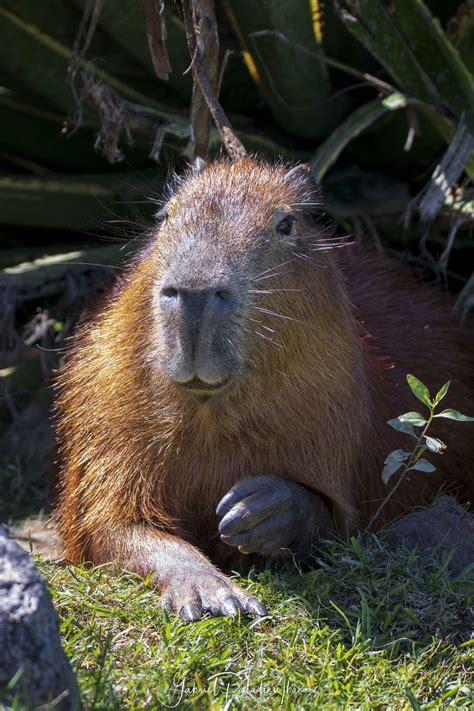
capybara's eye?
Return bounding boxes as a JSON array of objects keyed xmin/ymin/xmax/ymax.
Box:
[
  {"xmin": 275, "ymin": 215, "xmax": 294, "ymax": 237},
  {"xmin": 155, "ymin": 208, "xmax": 168, "ymax": 224}
]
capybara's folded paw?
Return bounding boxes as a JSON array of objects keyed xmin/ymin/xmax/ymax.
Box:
[{"xmin": 217, "ymin": 474, "xmax": 318, "ymax": 556}]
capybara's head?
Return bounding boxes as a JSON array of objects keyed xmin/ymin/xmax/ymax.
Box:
[{"xmin": 149, "ymin": 157, "xmax": 350, "ymax": 401}]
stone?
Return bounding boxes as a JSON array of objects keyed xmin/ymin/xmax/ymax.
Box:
[
  {"xmin": 0, "ymin": 526, "xmax": 80, "ymax": 709},
  {"xmin": 387, "ymin": 497, "xmax": 474, "ymax": 576}
]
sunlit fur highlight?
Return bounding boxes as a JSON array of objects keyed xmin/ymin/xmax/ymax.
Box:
[{"xmin": 55, "ymin": 157, "xmax": 474, "ymax": 570}]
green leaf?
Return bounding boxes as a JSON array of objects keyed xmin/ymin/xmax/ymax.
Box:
[
  {"xmin": 0, "ymin": 173, "xmax": 156, "ymax": 230},
  {"xmin": 399, "ymin": 412, "xmax": 427, "ymax": 427},
  {"xmin": 322, "ymin": 167, "xmax": 411, "ymax": 217},
  {"xmin": 408, "ymin": 459, "xmax": 436, "ymax": 473},
  {"xmin": 434, "ymin": 409, "xmax": 474, "ymax": 422},
  {"xmin": 418, "ymin": 117, "xmax": 474, "ymax": 223},
  {"xmin": 447, "ymin": 1, "xmax": 474, "ymax": 74},
  {"xmin": 405, "ymin": 686, "xmax": 423, "ymax": 711},
  {"xmin": 381, "ymin": 460, "xmax": 404, "ymax": 484},
  {"xmin": 228, "ymin": 0, "xmax": 348, "ymax": 140},
  {"xmin": 0, "ymin": 4, "xmax": 183, "ymax": 116},
  {"xmin": 387, "ymin": 418, "xmax": 417, "ymax": 437},
  {"xmin": 424, "ymin": 436, "xmax": 446, "ymax": 454},
  {"xmin": 98, "ymin": 0, "xmax": 193, "ymax": 101},
  {"xmin": 434, "ymin": 380, "xmax": 451, "ymax": 405},
  {"xmin": 338, "ymin": 2, "xmax": 436, "ymax": 103},
  {"xmin": 391, "ymin": 0, "xmax": 474, "ymax": 117},
  {"xmin": 311, "ymin": 93, "xmax": 412, "ymax": 182},
  {"xmin": 384, "ymin": 449, "xmax": 410, "ymax": 465},
  {"xmin": 406, "ymin": 374, "xmax": 431, "ymax": 407}
]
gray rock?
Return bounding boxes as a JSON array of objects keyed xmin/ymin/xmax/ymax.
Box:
[
  {"xmin": 0, "ymin": 527, "xmax": 80, "ymax": 710},
  {"xmin": 387, "ymin": 497, "xmax": 474, "ymax": 576}
]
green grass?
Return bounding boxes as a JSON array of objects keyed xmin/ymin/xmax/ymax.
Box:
[{"xmin": 37, "ymin": 535, "xmax": 473, "ymax": 710}]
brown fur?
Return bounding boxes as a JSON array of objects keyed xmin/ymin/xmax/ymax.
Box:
[{"xmin": 55, "ymin": 157, "xmax": 474, "ymax": 576}]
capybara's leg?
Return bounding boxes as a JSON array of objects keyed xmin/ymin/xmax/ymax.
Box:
[{"xmin": 90, "ymin": 525, "xmax": 267, "ymax": 621}]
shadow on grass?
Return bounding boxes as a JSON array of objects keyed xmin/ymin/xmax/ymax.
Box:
[
  {"xmin": 37, "ymin": 543, "xmax": 473, "ymax": 711},
  {"xmin": 255, "ymin": 534, "xmax": 473, "ymax": 653}
]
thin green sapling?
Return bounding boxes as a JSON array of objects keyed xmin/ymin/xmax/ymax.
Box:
[{"xmin": 369, "ymin": 374, "xmax": 474, "ymax": 529}]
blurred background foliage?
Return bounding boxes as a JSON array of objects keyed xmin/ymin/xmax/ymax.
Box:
[
  {"xmin": 1, "ymin": 3, "xmax": 473, "ymax": 232},
  {"xmin": 0, "ymin": 0, "xmax": 474, "ymax": 523}
]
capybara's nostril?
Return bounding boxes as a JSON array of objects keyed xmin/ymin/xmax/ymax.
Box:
[
  {"xmin": 160, "ymin": 286, "xmax": 179, "ymax": 300},
  {"xmin": 215, "ymin": 289, "xmax": 232, "ymax": 302},
  {"xmin": 159, "ymin": 286, "xmax": 236, "ymax": 317},
  {"xmin": 213, "ymin": 289, "xmax": 235, "ymax": 312}
]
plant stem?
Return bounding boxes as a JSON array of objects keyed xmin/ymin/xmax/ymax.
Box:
[{"xmin": 367, "ymin": 409, "xmax": 434, "ymax": 530}]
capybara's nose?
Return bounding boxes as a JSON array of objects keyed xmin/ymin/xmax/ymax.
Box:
[
  {"xmin": 158, "ymin": 284, "xmax": 239, "ymax": 383},
  {"xmin": 160, "ymin": 286, "xmax": 237, "ymax": 341},
  {"xmin": 159, "ymin": 286, "xmax": 236, "ymax": 323}
]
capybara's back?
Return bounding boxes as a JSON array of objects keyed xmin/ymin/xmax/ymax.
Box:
[{"xmin": 55, "ymin": 157, "xmax": 474, "ymax": 620}]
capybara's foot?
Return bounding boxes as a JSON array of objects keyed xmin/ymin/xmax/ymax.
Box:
[{"xmin": 159, "ymin": 566, "xmax": 267, "ymax": 621}]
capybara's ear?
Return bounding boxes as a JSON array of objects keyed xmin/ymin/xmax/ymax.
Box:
[
  {"xmin": 284, "ymin": 163, "xmax": 317, "ymax": 190},
  {"xmin": 190, "ymin": 157, "xmax": 207, "ymax": 175},
  {"xmin": 284, "ymin": 163, "xmax": 322, "ymax": 214}
]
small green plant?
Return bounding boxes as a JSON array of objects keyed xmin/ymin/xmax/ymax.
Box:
[{"xmin": 370, "ymin": 374, "xmax": 474, "ymax": 528}]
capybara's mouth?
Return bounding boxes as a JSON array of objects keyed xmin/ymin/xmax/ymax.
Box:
[{"xmin": 178, "ymin": 377, "xmax": 230, "ymax": 394}]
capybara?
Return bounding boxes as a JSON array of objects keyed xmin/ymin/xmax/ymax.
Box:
[{"xmin": 55, "ymin": 157, "xmax": 474, "ymax": 620}]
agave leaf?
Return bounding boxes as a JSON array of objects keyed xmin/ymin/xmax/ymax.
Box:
[
  {"xmin": 339, "ymin": 1, "xmax": 474, "ymax": 185},
  {"xmin": 0, "ymin": 96, "xmax": 135, "ymax": 172},
  {"xmin": 225, "ymin": 0, "xmax": 348, "ymax": 140},
  {"xmin": 416, "ymin": 103, "xmax": 474, "ymax": 181},
  {"xmin": 0, "ymin": 4, "xmax": 186, "ymax": 121},
  {"xmin": 1, "ymin": 244, "xmax": 125, "ymax": 286},
  {"xmin": 447, "ymin": 1, "xmax": 474, "ymax": 74},
  {"xmin": 0, "ymin": 173, "xmax": 160, "ymax": 230},
  {"xmin": 391, "ymin": 0, "xmax": 474, "ymax": 117},
  {"xmin": 418, "ymin": 116, "xmax": 474, "ymax": 222},
  {"xmin": 318, "ymin": 0, "xmax": 374, "ymax": 71},
  {"xmin": 454, "ymin": 272, "xmax": 474, "ymax": 324},
  {"xmin": 342, "ymin": 1, "xmax": 474, "ymax": 116},
  {"xmin": 339, "ymin": 1, "xmax": 438, "ymax": 103},
  {"xmin": 12, "ymin": 0, "xmax": 153, "ymax": 83},
  {"xmin": 311, "ymin": 93, "xmax": 413, "ymax": 182},
  {"xmin": 90, "ymin": 0, "xmax": 193, "ymax": 100}
]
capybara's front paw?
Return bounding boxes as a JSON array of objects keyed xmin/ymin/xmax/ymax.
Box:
[
  {"xmin": 159, "ymin": 569, "xmax": 267, "ymax": 622},
  {"xmin": 216, "ymin": 474, "xmax": 319, "ymax": 556}
]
